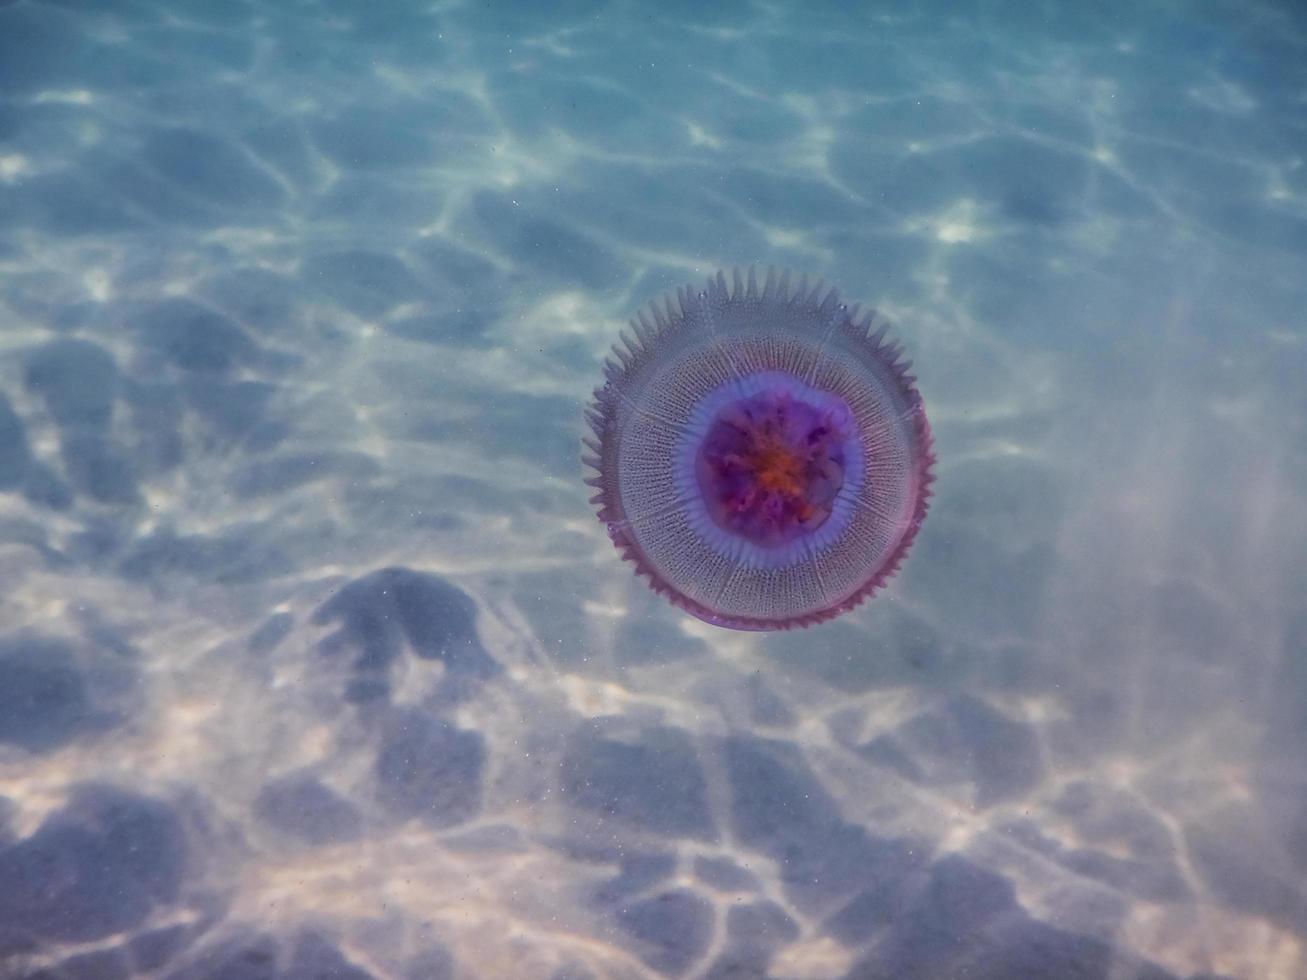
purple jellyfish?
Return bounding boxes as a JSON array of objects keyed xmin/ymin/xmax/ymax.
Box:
[{"xmin": 584, "ymin": 268, "xmax": 934, "ymax": 631}]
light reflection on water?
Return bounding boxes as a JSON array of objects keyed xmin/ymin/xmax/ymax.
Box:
[{"xmin": 0, "ymin": 1, "xmax": 1305, "ymax": 978}]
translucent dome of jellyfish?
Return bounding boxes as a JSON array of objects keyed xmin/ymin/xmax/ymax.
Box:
[{"xmin": 584, "ymin": 268, "xmax": 935, "ymax": 631}]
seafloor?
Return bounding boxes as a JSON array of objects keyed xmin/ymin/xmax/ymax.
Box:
[{"xmin": 0, "ymin": 1, "xmax": 1305, "ymax": 979}]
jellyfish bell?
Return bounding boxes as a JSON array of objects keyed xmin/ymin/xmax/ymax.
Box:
[{"xmin": 584, "ymin": 268, "xmax": 934, "ymax": 631}]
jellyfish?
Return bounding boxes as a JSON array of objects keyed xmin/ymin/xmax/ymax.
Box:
[{"xmin": 584, "ymin": 268, "xmax": 934, "ymax": 631}]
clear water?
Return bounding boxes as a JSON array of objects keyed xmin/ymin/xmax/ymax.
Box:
[{"xmin": 1, "ymin": 1, "xmax": 1305, "ymax": 978}]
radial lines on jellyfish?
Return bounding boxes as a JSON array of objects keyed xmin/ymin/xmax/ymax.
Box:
[{"xmin": 584, "ymin": 268, "xmax": 934, "ymax": 631}]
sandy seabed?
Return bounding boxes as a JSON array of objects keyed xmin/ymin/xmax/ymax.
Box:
[{"xmin": 1, "ymin": 1, "xmax": 1306, "ymax": 978}]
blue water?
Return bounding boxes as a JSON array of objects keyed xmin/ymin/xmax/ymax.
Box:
[{"xmin": 1, "ymin": 1, "xmax": 1305, "ymax": 978}]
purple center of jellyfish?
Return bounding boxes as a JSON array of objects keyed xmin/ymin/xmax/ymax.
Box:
[{"xmin": 695, "ymin": 389, "xmax": 852, "ymax": 548}]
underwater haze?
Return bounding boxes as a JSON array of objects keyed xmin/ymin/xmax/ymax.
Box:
[{"xmin": 1, "ymin": 0, "xmax": 1306, "ymax": 978}]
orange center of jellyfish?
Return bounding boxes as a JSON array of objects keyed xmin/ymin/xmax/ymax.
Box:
[{"xmin": 695, "ymin": 389, "xmax": 851, "ymax": 548}]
